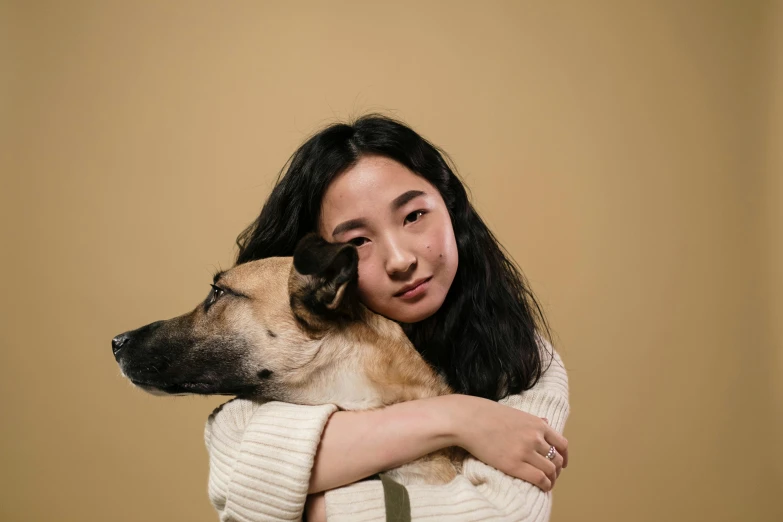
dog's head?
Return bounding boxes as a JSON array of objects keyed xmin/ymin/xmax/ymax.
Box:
[{"xmin": 111, "ymin": 234, "xmax": 363, "ymax": 397}]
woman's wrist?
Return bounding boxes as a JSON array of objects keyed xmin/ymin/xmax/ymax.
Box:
[
  {"xmin": 394, "ymin": 393, "xmax": 469, "ymax": 451},
  {"xmin": 369, "ymin": 394, "xmax": 467, "ymax": 464},
  {"xmin": 308, "ymin": 394, "xmax": 468, "ymax": 493},
  {"xmin": 433, "ymin": 393, "xmax": 472, "ymax": 448},
  {"xmin": 434, "ymin": 394, "xmax": 484, "ymax": 448}
]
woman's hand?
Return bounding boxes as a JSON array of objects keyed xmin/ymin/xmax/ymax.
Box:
[{"xmin": 449, "ymin": 395, "xmax": 568, "ymax": 492}]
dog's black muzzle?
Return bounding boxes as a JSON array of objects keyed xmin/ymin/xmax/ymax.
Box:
[
  {"xmin": 112, "ymin": 321, "xmax": 165, "ymax": 360},
  {"xmin": 111, "ymin": 319, "xmax": 257, "ymax": 396},
  {"xmin": 112, "ymin": 320, "xmax": 178, "ymax": 389}
]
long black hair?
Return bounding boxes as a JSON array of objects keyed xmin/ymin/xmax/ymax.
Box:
[{"xmin": 236, "ymin": 114, "xmax": 553, "ymax": 400}]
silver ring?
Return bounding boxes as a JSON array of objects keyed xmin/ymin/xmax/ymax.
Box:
[{"xmin": 545, "ymin": 445, "xmax": 556, "ymax": 460}]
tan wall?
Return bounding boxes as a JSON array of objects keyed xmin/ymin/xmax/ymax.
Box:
[
  {"xmin": 764, "ymin": 0, "xmax": 783, "ymax": 494},
  {"xmin": 1, "ymin": 1, "xmax": 779, "ymax": 521}
]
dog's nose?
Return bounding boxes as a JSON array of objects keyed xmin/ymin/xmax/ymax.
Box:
[{"xmin": 112, "ymin": 332, "xmax": 132, "ymax": 356}]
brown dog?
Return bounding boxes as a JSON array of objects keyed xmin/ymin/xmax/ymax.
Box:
[{"xmin": 112, "ymin": 234, "xmax": 461, "ymax": 485}]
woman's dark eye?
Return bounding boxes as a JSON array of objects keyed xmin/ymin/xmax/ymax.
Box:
[
  {"xmin": 405, "ymin": 210, "xmax": 425, "ymax": 224},
  {"xmin": 349, "ymin": 237, "xmax": 368, "ymax": 247}
]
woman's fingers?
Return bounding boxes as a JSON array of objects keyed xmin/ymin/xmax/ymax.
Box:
[
  {"xmin": 543, "ymin": 427, "xmax": 568, "ymax": 469},
  {"xmin": 533, "ymin": 423, "xmax": 566, "ymax": 481},
  {"xmin": 554, "ymin": 451, "xmax": 564, "ymax": 477},
  {"xmin": 549, "ymin": 449, "xmax": 564, "ymax": 478},
  {"xmin": 517, "ymin": 462, "xmax": 554, "ymax": 492},
  {"xmin": 536, "ymin": 439, "xmax": 565, "ymax": 477},
  {"xmin": 529, "ymin": 445, "xmax": 559, "ymax": 484}
]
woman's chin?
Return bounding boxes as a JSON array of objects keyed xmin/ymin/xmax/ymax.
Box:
[{"xmin": 382, "ymin": 298, "xmax": 442, "ymax": 324}]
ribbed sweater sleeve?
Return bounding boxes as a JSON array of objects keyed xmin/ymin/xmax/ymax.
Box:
[
  {"xmin": 204, "ymin": 399, "xmax": 338, "ymax": 521},
  {"xmin": 324, "ymin": 347, "xmax": 570, "ymax": 522}
]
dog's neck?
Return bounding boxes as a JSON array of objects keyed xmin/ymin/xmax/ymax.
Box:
[{"xmin": 282, "ymin": 313, "xmax": 451, "ymax": 410}]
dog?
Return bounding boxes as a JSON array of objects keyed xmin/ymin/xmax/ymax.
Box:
[{"xmin": 112, "ymin": 233, "xmax": 462, "ymax": 485}]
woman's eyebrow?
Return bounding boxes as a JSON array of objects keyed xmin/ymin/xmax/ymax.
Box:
[
  {"xmin": 391, "ymin": 190, "xmax": 426, "ymax": 210},
  {"xmin": 332, "ymin": 218, "xmax": 367, "ymax": 237}
]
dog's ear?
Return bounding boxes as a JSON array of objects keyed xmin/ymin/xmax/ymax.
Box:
[{"xmin": 289, "ymin": 233, "xmax": 361, "ymax": 330}]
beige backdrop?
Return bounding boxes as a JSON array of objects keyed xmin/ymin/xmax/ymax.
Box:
[{"xmin": 1, "ymin": 1, "xmax": 780, "ymax": 521}]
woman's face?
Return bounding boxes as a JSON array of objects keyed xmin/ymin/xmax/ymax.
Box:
[{"xmin": 318, "ymin": 155, "xmax": 459, "ymax": 323}]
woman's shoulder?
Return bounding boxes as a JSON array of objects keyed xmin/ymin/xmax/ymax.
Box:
[
  {"xmin": 538, "ymin": 335, "xmax": 566, "ymax": 369},
  {"xmin": 497, "ymin": 334, "xmax": 570, "ymax": 408},
  {"xmin": 494, "ymin": 336, "xmax": 570, "ymax": 432},
  {"xmin": 536, "ymin": 335, "xmax": 569, "ymax": 393}
]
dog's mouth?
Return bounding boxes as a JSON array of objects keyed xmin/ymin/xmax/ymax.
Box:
[{"xmin": 130, "ymin": 379, "xmax": 255, "ymax": 396}]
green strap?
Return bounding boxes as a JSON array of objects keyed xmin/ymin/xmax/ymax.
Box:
[{"xmin": 380, "ymin": 474, "xmax": 411, "ymax": 522}]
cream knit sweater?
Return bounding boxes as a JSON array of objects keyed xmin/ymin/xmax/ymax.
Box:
[{"xmin": 204, "ymin": 345, "xmax": 569, "ymax": 522}]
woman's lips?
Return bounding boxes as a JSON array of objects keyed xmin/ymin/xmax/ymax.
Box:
[{"xmin": 395, "ymin": 277, "xmax": 432, "ymax": 300}]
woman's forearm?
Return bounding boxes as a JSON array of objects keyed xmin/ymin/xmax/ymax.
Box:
[{"xmin": 307, "ymin": 394, "xmax": 462, "ymax": 493}]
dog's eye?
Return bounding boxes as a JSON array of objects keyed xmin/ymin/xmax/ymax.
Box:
[{"xmin": 207, "ymin": 285, "xmax": 225, "ymax": 308}]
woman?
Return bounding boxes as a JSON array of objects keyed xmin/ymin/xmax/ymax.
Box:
[{"xmin": 204, "ymin": 115, "xmax": 570, "ymax": 521}]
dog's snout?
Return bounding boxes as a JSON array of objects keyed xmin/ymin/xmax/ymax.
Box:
[
  {"xmin": 112, "ymin": 321, "xmax": 166, "ymax": 360},
  {"xmin": 112, "ymin": 332, "xmax": 132, "ymax": 356}
]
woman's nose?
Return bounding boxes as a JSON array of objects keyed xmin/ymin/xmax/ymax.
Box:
[{"xmin": 384, "ymin": 239, "xmax": 416, "ymax": 275}]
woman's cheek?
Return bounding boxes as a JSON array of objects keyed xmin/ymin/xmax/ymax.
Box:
[
  {"xmin": 356, "ymin": 259, "xmax": 380, "ymax": 305},
  {"xmin": 430, "ymin": 221, "xmax": 459, "ymax": 284},
  {"xmin": 429, "ymin": 224, "xmax": 455, "ymax": 261}
]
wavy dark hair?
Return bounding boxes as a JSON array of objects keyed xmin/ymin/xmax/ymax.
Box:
[{"xmin": 236, "ymin": 114, "xmax": 552, "ymax": 400}]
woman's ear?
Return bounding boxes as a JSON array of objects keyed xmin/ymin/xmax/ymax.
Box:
[{"xmin": 289, "ymin": 233, "xmax": 361, "ymax": 330}]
